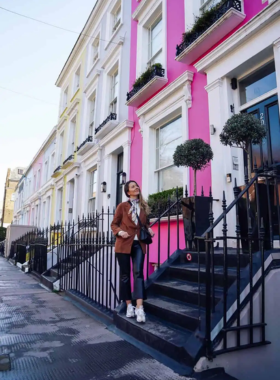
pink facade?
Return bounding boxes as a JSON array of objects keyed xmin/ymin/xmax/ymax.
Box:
[{"xmin": 128, "ymin": 0, "xmax": 272, "ymax": 266}]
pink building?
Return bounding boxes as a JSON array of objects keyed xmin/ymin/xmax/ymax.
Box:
[{"xmin": 127, "ymin": 0, "xmax": 280, "ymax": 261}]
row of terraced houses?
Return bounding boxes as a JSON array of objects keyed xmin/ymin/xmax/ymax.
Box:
[{"xmin": 11, "ymin": 1, "xmax": 280, "ymax": 378}]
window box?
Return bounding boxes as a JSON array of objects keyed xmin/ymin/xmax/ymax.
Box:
[
  {"xmin": 77, "ymin": 136, "xmax": 95, "ymax": 156},
  {"xmin": 176, "ymin": 0, "xmax": 245, "ymax": 64},
  {"xmin": 51, "ymin": 166, "xmax": 63, "ymax": 178},
  {"xmin": 95, "ymin": 113, "xmax": 117, "ymax": 139},
  {"xmin": 126, "ymin": 66, "xmax": 167, "ymax": 107},
  {"xmin": 61, "ymin": 154, "xmax": 74, "ymax": 169}
]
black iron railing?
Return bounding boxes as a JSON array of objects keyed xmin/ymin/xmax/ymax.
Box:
[
  {"xmin": 126, "ymin": 66, "xmax": 165, "ymax": 102},
  {"xmin": 76, "ymin": 136, "xmax": 93, "ymax": 152},
  {"xmin": 53, "ymin": 165, "xmax": 62, "ymax": 174},
  {"xmin": 194, "ymin": 165, "xmax": 279, "ymax": 359},
  {"xmin": 176, "ymin": 0, "xmax": 242, "ymax": 56},
  {"xmin": 95, "ymin": 113, "xmax": 117, "ymax": 135},
  {"xmin": 63, "ymin": 154, "xmax": 74, "ymax": 166}
]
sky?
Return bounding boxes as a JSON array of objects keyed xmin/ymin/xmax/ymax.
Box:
[{"xmin": 0, "ymin": 0, "xmax": 97, "ymax": 209}]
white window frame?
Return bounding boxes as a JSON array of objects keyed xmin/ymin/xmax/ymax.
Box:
[
  {"xmin": 135, "ymin": 0, "xmax": 167, "ymax": 78},
  {"xmin": 88, "ymin": 169, "xmax": 97, "ymax": 214},
  {"xmin": 147, "ymin": 16, "xmax": 163, "ymax": 67},
  {"xmin": 57, "ymin": 188, "xmax": 63, "ymax": 223},
  {"xmin": 88, "ymin": 94, "xmax": 96, "ymax": 137},
  {"xmin": 73, "ymin": 66, "xmax": 81, "ymax": 94},
  {"xmin": 44, "ymin": 160, "xmax": 49, "ymax": 183},
  {"xmin": 105, "ymin": 0, "xmax": 123, "ymax": 49},
  {"xmin": 62, "ymin": 87, "xmax": 68, "ymax": 112},
  {"xmin": 36, "ymin": 169, "xmax": 41, "ymax": 190},
  {"xmin": 155, "ymin": 117, "xmax": 183, "ymax": 192},
  {"xmin": 109, "ymin": 69, "xmax": 119, "ymax": 114},
  {"xmin": 58, "ymin": 131, "xmax": 64, "ymax": 166},
  {"xmin": 68, "ymin": 116, "xmax": 76, "ymax": 156}
]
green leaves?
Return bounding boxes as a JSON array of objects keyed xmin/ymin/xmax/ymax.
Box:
[
  {"xmin": 173, "ymin": 139, "xmax": 213, "ymax": 171},
  {"xmin": 132, "ymin": 63, "xmax": 163, "ymax": 89},
  {"xmin": 220, "ymin": 113, "xmax": 267, "ymax": 152}
]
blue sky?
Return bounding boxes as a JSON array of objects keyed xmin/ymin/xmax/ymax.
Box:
[{"xmin": 0, "ymin": 0, "xmax": 97, "ymax": 208}]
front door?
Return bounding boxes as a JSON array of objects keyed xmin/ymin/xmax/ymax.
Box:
[{"xmin": 244, "ymin": 95, "xmax": 280, "ymax": 170}]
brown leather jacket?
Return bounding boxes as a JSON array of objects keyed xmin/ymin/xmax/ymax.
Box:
[{"xmin": 111, "ymin": 201, "xmax": 149, "ymax": 254}]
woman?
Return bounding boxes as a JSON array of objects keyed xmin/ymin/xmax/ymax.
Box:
[{"xmin": 111, "ymin": 180, "xmax": 154, "ymax": 323}]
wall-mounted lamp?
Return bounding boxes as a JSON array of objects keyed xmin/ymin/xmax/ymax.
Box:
[
  {"xmin": 210, "ymin": 125, "xmax": 216, "ymax": 135},
  {"xmin": 231, "ymin": 78, "xmax": 237, "ymax": 90},
  {"xmin": 101, "ymin": 181, "xmax": 107, "ymax": 193},
  {"xmin": 121, "ymin": 172, "xmax": 127, "ymax": 185},
  {"xmin": 230, "ymin": 104, "xmax": 235, "ymax": 114},
  {"xmin": 226, "ymin": 173, "xmax": 232, "ymax": 183},
  {"xmin": 107, "ymin": 194, "xmax": 110, "ymax": 199}
]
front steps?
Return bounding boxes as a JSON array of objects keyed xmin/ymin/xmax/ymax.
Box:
[{"xmin": 114, "ymin": 249, "xmax": 250, "ymax": 367}]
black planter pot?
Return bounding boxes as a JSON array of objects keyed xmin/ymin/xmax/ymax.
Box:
[{"xmin": 181, "ymin": 196, "xmax": 212, "ymax": 252}]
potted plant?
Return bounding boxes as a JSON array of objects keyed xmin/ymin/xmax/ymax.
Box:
[
  {"xmin": 220, "ymin": 113, "xmax": 266, "ymax": 179},
  {"xmin": 220, "ymin": 113, "xmax": 268, "ymax": 253},
  {"xmin": 173, "ymin": 139, "xmax": 213, "ymax": 250}
]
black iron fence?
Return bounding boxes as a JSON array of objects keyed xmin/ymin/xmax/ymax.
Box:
[{"xmin": 195, "ymin": 165, "xmax": 280, "ymax": 358}]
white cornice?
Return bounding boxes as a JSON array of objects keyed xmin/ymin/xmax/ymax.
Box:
[
  {"xmin": 57, "ymin": 116, "xmax": 67, "ymax": 131},
  {"xmin": 99, "ymin": 119, "xmax": 134, "ymax": 147},
  {"xmin": 84, "ymin": 69, "xmax": 102, "ymax": 95},
  {"xmin": 274, "ymin": 37, "xmax": 280, "ymax": 49},
  {"xmin": 67, "ymin": 97, "xmax": 80, "ymax": 116},
  {"xmin": 132, "ymin": 0, "xmax": 150, "ymax": 20},
  {"xmin": 136, "ymin": 70, "xmax": 194, "ymax": 117},
  {"xmin": 101, "ymin": 36, "xmax": 124, "ymax": 69},
  {"xmin": 194, "ymin": 0, "xmax": 280, "ymax": 73},
  {"xmin": 205, "ymin": 78, "xmax": 223, "ymax": 93}
]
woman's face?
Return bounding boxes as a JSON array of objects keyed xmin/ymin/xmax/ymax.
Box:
[{"xmin": 127, "ymin": 182, "xmax": 140, "ymax": 198}]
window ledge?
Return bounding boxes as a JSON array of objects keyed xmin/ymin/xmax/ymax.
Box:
[
  {"xmin": 51, "ymin": 167, "xmax": 63, "ymax": 178},
  {"xmin": 59, "ymin": 107, "xmax": 68, "ymax": 118},
  {"xmin": 70, "ymin": 88, "xmax": 80, "ymax": 102},
  {"xmin": 95, "ymin": 113, "xmax": 118, "ymax": 139},
  {"xmin": 126, "ymin": 76, "xmax": 168, "ymax": 108},
  {"xmin": 104, "ymin": 21, "xmax": 123, "ymax": 51},
  {"xmin": 86, "ymin": 58, "xmax": 100, "ymax": 78},
  {"xmin": 176, "ymin": 8, "xmax": 245, "ymax": 65}
]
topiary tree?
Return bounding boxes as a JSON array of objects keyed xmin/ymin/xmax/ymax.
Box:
[
  {"xmin": 220, "ymin": 113, "xmax": 267, "ymax": 179},
  {"xmin": 173, "ymin": 138, "xmax": 213, "ymax": 196}
]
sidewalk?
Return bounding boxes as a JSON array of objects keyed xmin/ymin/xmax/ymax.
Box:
[{"xmin": 0, "ymin": 256, "xmax": 191, "ymax": 380}]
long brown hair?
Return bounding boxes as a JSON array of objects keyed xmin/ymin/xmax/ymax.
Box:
[{"xmin": 124, "ymin": 180, "xmax": 150, "ymax": 215}]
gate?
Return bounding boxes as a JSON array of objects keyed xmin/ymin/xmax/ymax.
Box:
[{"xmin": 30, "ymin": 240, "xmax": 48, "ymax": 275}]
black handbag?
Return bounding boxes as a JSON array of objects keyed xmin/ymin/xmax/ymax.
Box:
[{"xmin": 136, "ymin": 213, "xmax": 153, "ymax": 245}]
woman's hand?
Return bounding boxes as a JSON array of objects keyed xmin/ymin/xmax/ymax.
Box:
[
  {"xmin": 118, "ymin": 231, "xmax": 130, "ymax": 239},
  {"xmin": 148, "ymin": 228, "xmax": 155, "ymax": 237}
]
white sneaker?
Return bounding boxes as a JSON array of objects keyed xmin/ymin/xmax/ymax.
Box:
[
  {"xmin": 126, "ymin": 304, "xmax": 135, "ymax": 318},
  {"xmin": 135, "ymin": 306, "xmax": 146, "ymax": 323}
]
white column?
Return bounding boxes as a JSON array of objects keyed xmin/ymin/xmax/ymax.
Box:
[
  {"xmin": 122, "ymin": 140, "xmax": 131, "ymax": 185},
  {"xmin": 73, "ymin": 176, "xmax": 79, "ymax": 221},
  {"xmin": 182, "ymin": 78, "xmax": 193, "ymax": 193},
  {"xmin": 96, "ymin": 145, "xmax": 103, "ymax": 212},
  {"xmin": 273, "ymin": 38, "xmax": 280, "ymax": 118}
]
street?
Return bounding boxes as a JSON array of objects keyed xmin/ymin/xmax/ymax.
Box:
[{"xmin": 0, "ymin": 256, "xmax": 190, "ymax": 380}]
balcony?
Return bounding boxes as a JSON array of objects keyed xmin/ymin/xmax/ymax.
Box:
[
  {"xmin": 51, "ymin": 166, "xmax": 63, "ymax": 178},
  {"xmin": 175, "ymin": 0, "xmax": 245, "ymax": 65},
  {"xmin": 77, "ymin": 136, "xmax": 95, "ymax": 156},
  {"xmin": 95, "ymin": 113, "xmax": 117, "ymax": 139},
  {"xmin": 61, "ymin": 154, "xmax": 74, "ymax": 169},
  {"xmin": 126, "ymin": 66, "xmax": 167, "ymax": 108}
]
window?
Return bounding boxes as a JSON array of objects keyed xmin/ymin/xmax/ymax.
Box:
[
  {"xmin": 58, "ymin": 132, "xmax": 64, "ymax": 165},
  {"xmin": 89, "ymin": 96, "xmax": 96, "ymax": 136},
  {"xmin": 33, "ymin": 174, "xmax": 37, "ymax": 192},
  {"xmin": 239, "ymin": 61, "xmax": 277, "ymax": 105},
  {"xmin": 156, "ymin": 117, "xmax": 183, "ymax": 191},
  {"xmin": 44, "ymin": 160, "xmax": 49, "ymax": 182},
  {"xmin": 110, "ymin": 70, "xmax": 119, "ymax": 113},
  {"xmin": 36, "ymin": 169, "xmax": 41, "ymax": 190},
  {"xmin": 18, "ymin": 169, "xmax": 23, "ymax": 175},
  {"xmin": 69, "ymin": 118, "xmax": 76, "ymax": 155},
  {"xmin": 62, "ymin": 87, "xmax": 68, "ymax": 110},
  {"xmin": 51, "ymin": 152, "xmax": 55, "ymax": 173},
  {"xmin": 91, "ymin": 36, "xmax": 99, "ymax": 65},
  {"xmin": 112, "ymin": 5, "xmax": 121, "ymax": 33},
  {"xmin": 88, "ymin": 170, "xmax": 97, "ymax": 214},
  {"xmin": 57, "ymin": 188, "xmax": 63, "ymax": 222},
  {"xmin": 148, "ymin": 17, "xmax": 163, "ymax": 66},
  {"xmin": 74, "ymin": 67, "xmax": 80, "ymax": 91}
]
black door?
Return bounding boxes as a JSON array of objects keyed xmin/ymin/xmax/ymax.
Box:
[
  {"xmin": 244, "ymin": 95, "xmax": 280, "ymax": 170},
  {"xmin": 116, "ymin": 153, "xmax": 123, "ymax": 207}
]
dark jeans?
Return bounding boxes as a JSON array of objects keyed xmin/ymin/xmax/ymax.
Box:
[{"xmin": 116, "ymin": 241, "xmax": 146, "ymax": 301}]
